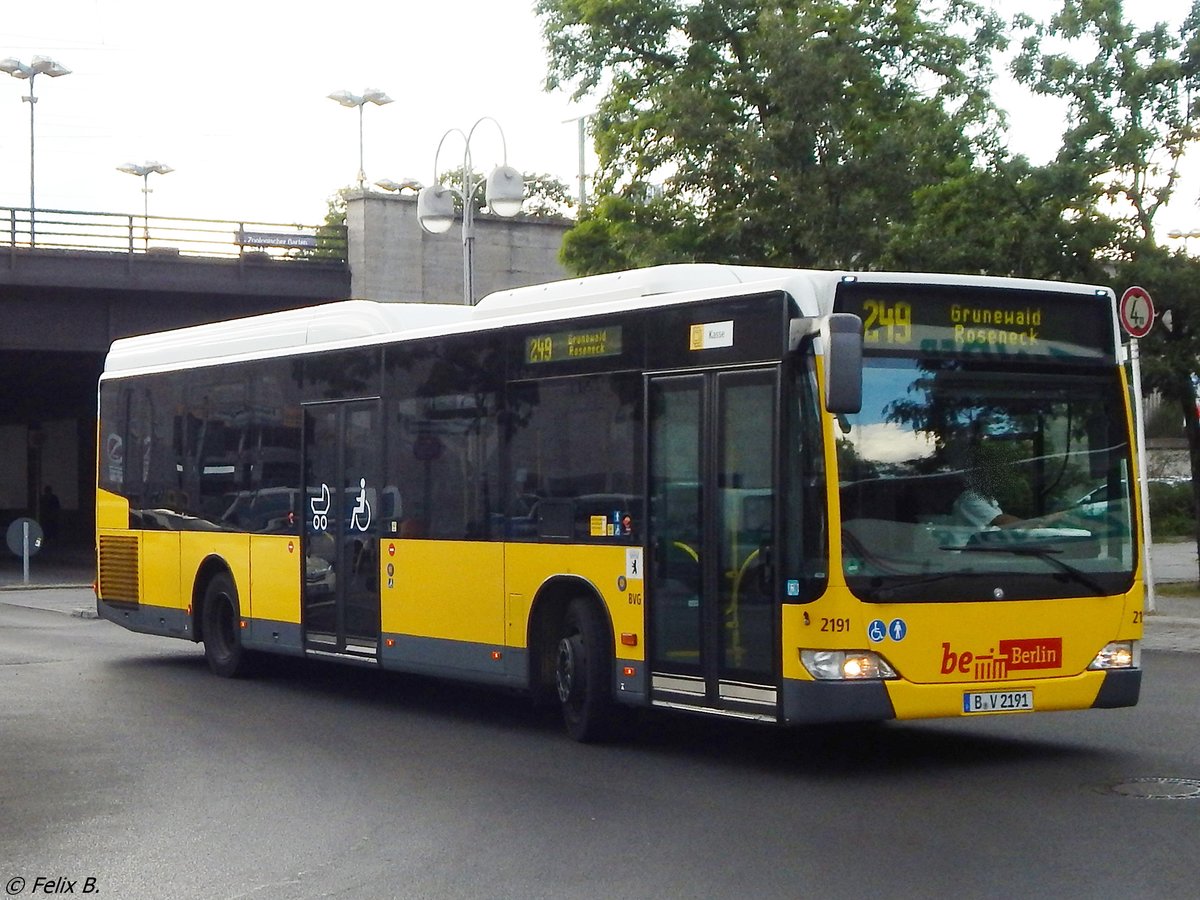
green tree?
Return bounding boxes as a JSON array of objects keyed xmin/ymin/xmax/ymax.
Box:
[
  {"xmin": 1010, "ymin": 0, "xmax": 1200, "ymax": 573},
  {"xmin": 538, "ymin": 0, "xmax": 1007, "ymax": 274},
  {"xmin": 302, "ymin": 193, "xmax": 349, "ymax": 262},
  {"xmin": 1118, "ymin": 249, "xmax": 1200, "ymax": 568},
  {"xmin": 885, "ymin": 0, "xmax": 1200, "ymax": 277},
  {"xmin": 1011, "ymin": 0, "xmax": 1200, "ymax": 251},
  {"xmin": 523, "ymin": 172, "xmax": 575, "ymax": 217},
  {"xmin": 881, "ymin": 154, "xmax": 1118, "ymax": 279}
]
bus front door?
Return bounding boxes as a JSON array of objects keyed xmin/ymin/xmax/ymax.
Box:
[
  {"xmin": 647, "ymin": 369, "xmax": 779, "ymax": 720},
  {"xmin": 302, "ymin": 399, "xmax": 382, "ymax": 660}
]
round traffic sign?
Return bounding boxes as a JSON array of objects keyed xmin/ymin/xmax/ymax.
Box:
[
  {"xmin": 6, "ymin": 517, "xmax": 43, "ymax": 557},
  {"xmin": 1119, "ymin": 285, "xmax": 1155, "ymax": 338}
]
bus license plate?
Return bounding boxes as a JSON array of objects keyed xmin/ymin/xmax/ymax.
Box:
[{"xmin": 962, "ymin": 690, "xmax": 1034, "ymax": 715}]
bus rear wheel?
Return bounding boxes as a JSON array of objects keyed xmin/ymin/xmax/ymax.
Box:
[
  {"xmin": 555, "ymin": 598, "xmax": 613, "ymax": 742},
  {"xmin": 202, "ymin": 572, "xmax": 253, "ymax": 678}
]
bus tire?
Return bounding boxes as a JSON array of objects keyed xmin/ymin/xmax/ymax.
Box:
[
  {"xmin": 555, "ymin": 597, "xmax": 613, "ymax": 742},
  {"xmin": 202, "ymin": 572, "xmax": 253, "ymax": 678}
]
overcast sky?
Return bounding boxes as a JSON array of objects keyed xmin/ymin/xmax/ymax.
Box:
[
  {"xmin": 2, "ymin": 0, "xmax": 1198, "ymax": 237},
  {"xmin": 0, "ymin": 0, "xmax": 591, "ymax": 226}
]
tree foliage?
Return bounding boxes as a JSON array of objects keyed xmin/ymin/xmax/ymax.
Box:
[
  {"xmin": 539, "ymin": 0, "xmax": 1008, "ymax": 273},
  {"xmin": 880, "ymin": 155, "xmax": 1117, "ymax": 280},
  {"xmin": 539, "ymin": 0, "xmax": 1200, "ymax": 282},
  {"xmin": 1012, "ymin": 0, "xmax": 1200, "ymax": 248},
  {"xmin": 302, "ymin": 193, "xmax": 349, "ymax": 262}
]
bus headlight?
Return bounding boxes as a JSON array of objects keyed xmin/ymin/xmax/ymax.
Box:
[
  {"xmin": 801, "ymin": 649, "xmax": 898, "ymax": 681},
  {"xmin": 1088, "ymin": 641, "xmax": 1139, "ymax": 670}
]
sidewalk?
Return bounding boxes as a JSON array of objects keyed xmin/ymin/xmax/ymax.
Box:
[
  {"xmin": 3, "ymin": 542, "xmax": 1199, "ymax": 650},
  {"xmin": 0, "ymin": 545, "xmax": 95, "ymax": 591}
]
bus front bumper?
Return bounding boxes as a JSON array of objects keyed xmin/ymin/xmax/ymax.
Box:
[{"xmin": 781, "ymin": 668, "xmax": 1141, "ymax": 724}]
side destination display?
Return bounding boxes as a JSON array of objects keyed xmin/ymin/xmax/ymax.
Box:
[
  {"xmin": 835, "ymin": 282, "xmax": 1115, "ymax": 362},
  {"xmin": 526, "ymin": 325, "xmax": 623, "ymax": 364}
]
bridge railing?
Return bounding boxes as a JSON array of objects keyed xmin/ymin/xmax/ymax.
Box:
[{"xmin": 2, "ymin": 206, "xmax": 347, "ymax": 265}]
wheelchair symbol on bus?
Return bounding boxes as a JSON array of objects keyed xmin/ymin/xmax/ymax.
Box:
[
  {"xmin": 868, "ymin": 617, "xmax": 908, "ymax": 643},
  {"xmin": 310, "ymin": 483, "xmax": 331, "ymax": 532},
  {"xmin": 351, "ymin": 478, "xmax": 372, "ymax": 532}
]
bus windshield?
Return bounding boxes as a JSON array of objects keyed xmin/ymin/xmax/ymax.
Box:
[{"xmin": 836, "ymin": 356, "xmax": 1136, "ymax": 602}]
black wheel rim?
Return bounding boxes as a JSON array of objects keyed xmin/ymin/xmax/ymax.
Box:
[
  {"xmin": 556, "ymin": 634, "xmax": 579, "ymax": 706},
  {"xmin": 213, "ymin": 594, "xmax": 235, "ymax": 661}
]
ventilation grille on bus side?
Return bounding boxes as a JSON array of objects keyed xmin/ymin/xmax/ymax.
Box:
[{"xmin": 98, "ymin": 535, "xmax": 140, "ymax": 604}]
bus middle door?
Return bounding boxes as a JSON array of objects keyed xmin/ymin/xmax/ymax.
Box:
[
  {"xmin": 302, "ymin": 399, "xmax": 382, "ymax": 661},
  {"xmin": 646, "ymin": 368, "xmax": 779, "ymax": 720}
]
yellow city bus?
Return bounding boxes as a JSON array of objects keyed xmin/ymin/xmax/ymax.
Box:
[{"xmin": 95, "ymin": 264, "xmax": 1142, "ymax": 740}]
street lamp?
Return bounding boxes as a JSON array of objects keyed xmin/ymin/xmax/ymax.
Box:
[
  {"xmin": 0, "ymin": 55, "xmax": 71, "ymax": 246},
  {"xmin": 1167, "ymin": 228, "xmax": 1200, "ymax": 253},
  {"xmin": 375, "ymin": 177, "xmax": 424, "ymax": 195},
  {"xmin": 328, "ymin": 89, "xmax": 393, "ymax": 189},
  {"xmin": 117, "ymin": 161, "xmax": 174, "ymax": 249},
  {"xmin": 416, "ymin": 117, "xmax": 524, "ymax": 305}
]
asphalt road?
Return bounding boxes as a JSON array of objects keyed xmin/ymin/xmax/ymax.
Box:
[{"xmin": 2, "ymin": 592, "xmax": 1199, "ymax": 900}]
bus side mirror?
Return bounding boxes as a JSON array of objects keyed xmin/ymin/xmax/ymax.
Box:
[{"xmin": 824, "ymin": 313, "xmax": 863, "ymax": 414}]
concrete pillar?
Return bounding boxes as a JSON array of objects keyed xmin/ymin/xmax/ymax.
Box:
[{"xmin": 344, "ymin": 189, "xmax": 571, "ymax": 303}]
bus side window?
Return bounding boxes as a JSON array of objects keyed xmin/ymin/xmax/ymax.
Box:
[
  {"xmin": 506, "ymin": 373, "xmax": 643, "ymax": 543},
  {"xmin": 385, "ymin": 337, "xmax": 502, "ymax": 541}
]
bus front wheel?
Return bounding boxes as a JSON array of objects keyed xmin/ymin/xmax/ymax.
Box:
[
  {"xmin": 555, "ymin": 598, "xmax": 613, "ymax": 742},
  {"xmin": 202, "ymin": 572, "xmax": 253, "ymax": 678}
]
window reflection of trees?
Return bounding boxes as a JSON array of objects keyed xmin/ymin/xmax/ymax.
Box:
[
  {"xmin": 837, "ymin": 357, "xmax": 1134, "ymax": 591},
  {"xmin": 842, "ymin": 360, "xmax": 1123, "ymax": 522}
]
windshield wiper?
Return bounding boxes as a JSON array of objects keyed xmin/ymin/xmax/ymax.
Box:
[{"xmin": 953, "ymin": 543, "xmax": 1110, "ymax": 595}]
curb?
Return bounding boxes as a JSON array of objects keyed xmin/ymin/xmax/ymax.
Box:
[
  {"xmin": 0, "ymin": 582, "xmax": 93, "ymax": 592},
  {"xmin": 1147, "ymin": 615, "xmax": 1200, "ymax": 627}
]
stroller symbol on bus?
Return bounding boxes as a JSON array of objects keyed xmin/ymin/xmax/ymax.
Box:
[
  {"xmin": 351, "ymin": 478, "xmax": 372, "ymax": 532},
  {"xmin": 310, "ymin": 483, "xmax": 331, "ymax": 531}
]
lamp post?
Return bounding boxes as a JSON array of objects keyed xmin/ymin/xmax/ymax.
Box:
[
  {"xmin": 117, "ymin": 162, "xmax": 174, "ymax": 249},
  {"xmin": 562, "ymin": 113, "xmax": 591, "ymax": 212},
  {"xmin": 0, "ymin": 55, "xmax": 71, "ymax": 246},
  {"xmin": 328, "ymin": 89, "xmax": 393, "ymax": 189},
  {"xmin": 416, "ymin": 118, "xmax": 524, "ymax": 305},
  {"xmin": 375, "ymin": 177, "xmax": 424, "ymax": 195},
  {"xmin": 1167, "ymin": 228, "xmax": 1200, "ymax": 253}
]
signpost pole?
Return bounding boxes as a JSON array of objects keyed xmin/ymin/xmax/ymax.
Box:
[
  {"xmin": 1129, "ymin": 337, "xmax": 1156, "ymax": 613},
  {"xmin": 22, "ymin": 520, "xmax": 30, "ymax": 585},
  {"xmin": 1119, "ymin": 285, "xmax": 1156, "ymax": 614}
]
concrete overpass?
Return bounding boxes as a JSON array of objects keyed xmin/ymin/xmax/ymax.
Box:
[{"xmin": 0, "ymin": 201, "xmax": 569, "ymax": 548}]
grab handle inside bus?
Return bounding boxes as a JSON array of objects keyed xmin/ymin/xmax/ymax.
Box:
[{"xmin": 824, "ymin": 313, "xmax": 863, "ymax": 414}]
